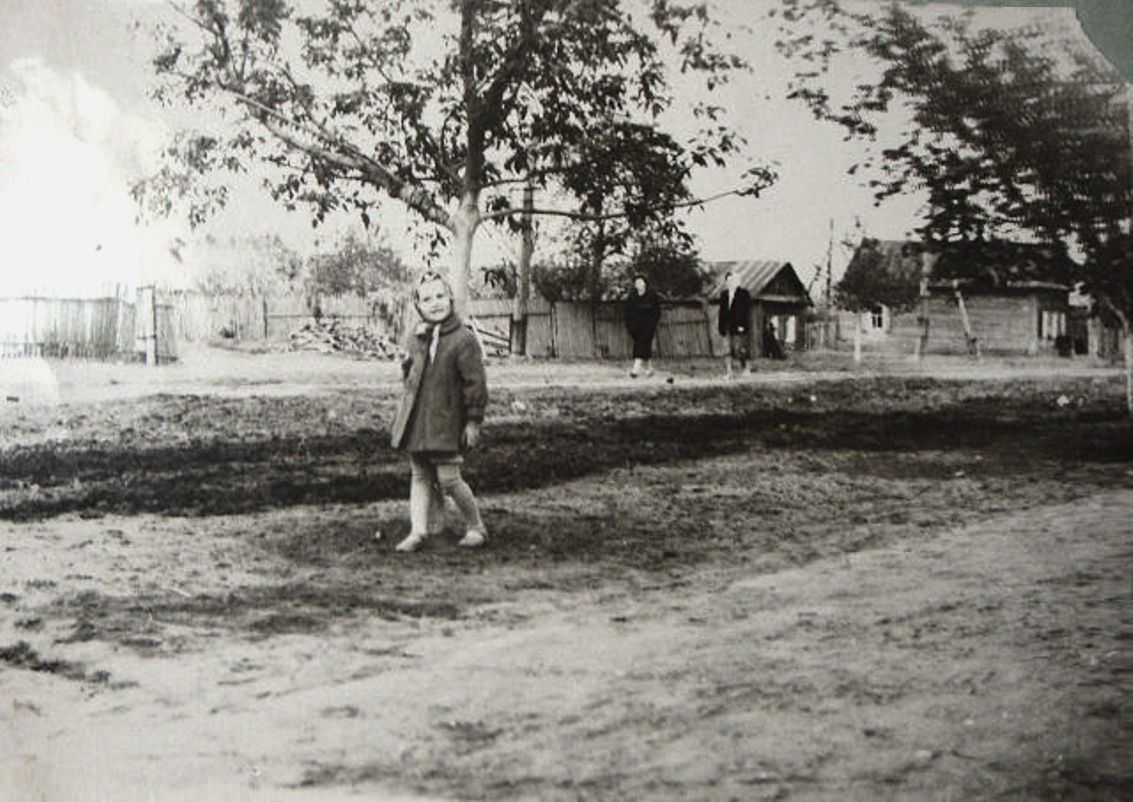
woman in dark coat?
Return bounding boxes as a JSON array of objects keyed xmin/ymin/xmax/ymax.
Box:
[{"xmin": 625, "ymin": 274, "xmax": 662, "ymax": 377}]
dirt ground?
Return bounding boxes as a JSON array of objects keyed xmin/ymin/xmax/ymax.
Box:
[{"xmin": 1, "ymin": 345, "xmax": 1131, "ymax": 801}]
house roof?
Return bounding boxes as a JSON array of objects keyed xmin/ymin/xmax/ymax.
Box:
[
  {"xmin": 705, "ymin": 260, "xmax": 812, "ymax": 304},
  {"xmin": 848, "ymin": 239, "xmax": 1075, "ymax": 292}
]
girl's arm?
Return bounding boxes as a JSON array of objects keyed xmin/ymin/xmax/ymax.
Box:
[{"xmin": 455, "ymin": 334, "xmax": 488, "ymax": 424}]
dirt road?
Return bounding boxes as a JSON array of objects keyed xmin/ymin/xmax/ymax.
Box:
[{"xmin": 1, "ymin": 349, "xmax": 1130, "ymax": 801}]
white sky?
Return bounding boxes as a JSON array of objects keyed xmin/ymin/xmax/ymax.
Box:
[{"xmin": 0, "ymin": 0, "xmax": 1113, "ymax": 298}]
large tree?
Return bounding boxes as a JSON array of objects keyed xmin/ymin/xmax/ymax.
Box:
[
  {"xmin": 776, "ymin": 2, "xmax": 1133, "ymax": 408},
  {"xmin": 136, "ymin": 0, "xmax": 771, "ymax": 310}
]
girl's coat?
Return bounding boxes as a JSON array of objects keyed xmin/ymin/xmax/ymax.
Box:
[{"xmin": 390, "ymin": 314, "xmax": 487, "ymax": 453}]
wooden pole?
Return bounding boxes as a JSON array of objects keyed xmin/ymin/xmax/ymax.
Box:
[
  {"xmin": 511, "ymin": 182, "xmax": 533, "ymax": 357},
  {"xmin": 915, "ymin": 252, "xmax": 938, "ymax": 361},
  {"xmin": 1125, "ymin": 84, "xmax": 1133, "ymax": 413},
  {"xmin": 953, "ymin": 281, "xmax": 980, "ymax": 359},
  {"xmin": 143, "ymin": 285, "xmax": 157, "ymax": 366}
]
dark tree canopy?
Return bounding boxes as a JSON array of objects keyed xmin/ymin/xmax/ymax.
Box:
[
  {"xmin": 776, "ymin": 2, "xmax": 1130, "ymax": 306},
  {"xmin": 136, "ymin": 0, "xmax": 771, "ymax": 307},
  {"xmin": 835, "ymin": 239, "xmax": 922, "ymax": 313},
  {"xmin": 777, "ymin": 0, "xmax": 1133, "ymax": 408},
  {"xmin": 308, "ymin": 229, "xmax": 410, "ymax": 297}
]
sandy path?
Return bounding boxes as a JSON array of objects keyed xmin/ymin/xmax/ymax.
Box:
[
  {"xmin": 3, "ymin": 343, "xmax": 1121, "ymax": 407},
  {"xmin": 3, "ymin": 483, "xmax": 1129, "ymax": 801}
]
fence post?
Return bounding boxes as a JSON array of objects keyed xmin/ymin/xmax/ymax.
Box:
[
  {"xmin": 140, "ymin": 285, "xmax": 158, "ymax": 366},
  {"xmin": 549, "ymin": 302, "xmax": 557, "ymax": 358}
]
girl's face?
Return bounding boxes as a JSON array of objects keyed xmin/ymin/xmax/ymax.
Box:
[
  {"xmin": 417, "ymin": 279, "xmax": 453, "ymax": 322},
  {"xmin": 633, "ymin": 277, "xmax": 646, "ymax": 294}
]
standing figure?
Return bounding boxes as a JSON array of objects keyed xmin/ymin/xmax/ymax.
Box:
[
  {"xmin": 718, "ymin": 271, "xmax": 753, "ymax": 378},
  {"xmin": 625, "ymin": 274, "xmax": 662, "ymax": 377},
  {"xmin": 763, "ymin": 318, "xmax": 785, "ymax": 360},
  {"xmin": 389, "ymin": 272, "xmax": 488, "ymax": 552}
]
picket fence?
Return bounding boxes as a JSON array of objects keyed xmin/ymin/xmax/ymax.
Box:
[
  {"xmin": 0, "ymin": 289, "xmax": 724, "ymax": 362},
  {"xmin": 177, "ymin": 291, "xmax": 720, "ymax": 359},
  {"xmin": 453, "ymin": 297, "xmax": 716, "ymax": 359},
  {"xmin": 0, "ymin": 293, "xmax": 176, "ymax": 362}
]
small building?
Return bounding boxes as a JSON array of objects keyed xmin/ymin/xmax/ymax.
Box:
[
  {"xmin": 705, "ymin": 260, "xmax": 814, "ymax": 355},
  {"xmin": 836, "ymin": 240, "xmax": 1076, "ymax": 356}
]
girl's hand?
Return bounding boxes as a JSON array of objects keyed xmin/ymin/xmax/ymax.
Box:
[{"xmin": 461, "ymin": 421, "xmax": 481, "ymax": 450}]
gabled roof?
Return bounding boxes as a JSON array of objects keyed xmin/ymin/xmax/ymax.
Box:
[
  {"xmin": 934, "ymin": 240, "xmax": 1076, "ymax": 289},
  {"xmin": 705, "ymin": 260, "xmax": 813, "ymax": 305},
  {"xmin": 845, "ymin": 240, "xmax": 925, "ymax": 288},
  {"xmin": 847, "ymin": 239, "xmax": 1075, "ymax": 292}
]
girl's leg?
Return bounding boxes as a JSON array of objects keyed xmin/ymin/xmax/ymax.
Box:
[
  {"xmin": 425, "ymin": 474, "xmax": 446, "ymax": 535},
  {"xmin": 398, "ymin": 455, "xmax": 438, "ymax": 551},
  {"xmin": 434, "ymin": 461, "xmax": 486, "ymax": 545}
]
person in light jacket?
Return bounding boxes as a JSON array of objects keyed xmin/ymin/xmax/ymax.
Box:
[{"xmin": 388, "ymin": 272, "xmax": 488, "ymax": 552}]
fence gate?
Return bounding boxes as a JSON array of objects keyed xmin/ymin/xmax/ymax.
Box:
[{"xmin": 135, "ymin": 286, "xmax": 178, "ymax": 364}]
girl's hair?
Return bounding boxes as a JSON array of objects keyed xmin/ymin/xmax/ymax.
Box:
[{"xmin": 414, "ymin": 271, "xmax": 453, "ymax": 302}]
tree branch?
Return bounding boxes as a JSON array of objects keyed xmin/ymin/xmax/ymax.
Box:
[
  {"xmin": 247, "ymin": 104, "xmax": 455, "ymax": 230},
  {"xmin": 479, "ymin": 187, "xmax": 748, "ymax": 224}
]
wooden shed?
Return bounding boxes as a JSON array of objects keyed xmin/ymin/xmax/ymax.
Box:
[
  {"xmin": 836, "ymin": 239, "xmax": 1075, "ymax": 356},
  {"xmin": 704, "ymin": 260, "xmax": 814, "ymax": 355}
]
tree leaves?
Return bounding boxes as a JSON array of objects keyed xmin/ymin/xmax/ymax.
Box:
[{"xmin": 778, "ymin": 1, "xmax": 1131, "ymax": 323}]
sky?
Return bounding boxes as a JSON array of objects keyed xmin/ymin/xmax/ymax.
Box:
[{"xmin": 0, "ymin": 0, "xmax": 1129, "ymax": 298}]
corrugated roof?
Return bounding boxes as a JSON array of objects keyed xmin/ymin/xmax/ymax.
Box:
[{"xmin": 705, "ymin": 260, "xmax": 794, "ymax": 297}]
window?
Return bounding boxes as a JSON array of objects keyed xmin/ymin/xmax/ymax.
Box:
[
  {"xmin": 869, "ymin": 305, "xmax": 885, "ymax": 330},
  {"xmin": 1041, "ymin": 310, "xmax": 1066, "ymax": 340}
]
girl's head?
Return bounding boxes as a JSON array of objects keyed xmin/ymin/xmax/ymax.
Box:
[
  {"xmin": 414, "ymin": 271, "xmax": 454, "ymax": 323},
  {"xmin": 633, "ymin": 274, "xmax": 647, "ymax": 295}
]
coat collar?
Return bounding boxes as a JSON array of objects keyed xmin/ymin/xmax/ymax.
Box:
[{"xmin": 414, "ymin": 313, "xmax": 463, "ymax": 338}]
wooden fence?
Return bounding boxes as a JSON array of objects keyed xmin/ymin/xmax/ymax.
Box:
[
  {"xmin": 159, "ymin": 287, "xmax": 723, "ymax": 359},
  {"xmin": 465, "ymin": 298, "xmax": 716, "ymax": 359},
  {"xmin": 170, "ymin": 290, "xmax": 405, "ymax": 344},
  {"xmin": 0, "ymin": 288, "xmax": 784, "ymax": 362},
  {"xmin": 0, "ymin": 291, "xmax": 178, "ymax": 362},
  {"xmin": 1, "ymin": 295, "xmax": 129, "ymax": 359}
]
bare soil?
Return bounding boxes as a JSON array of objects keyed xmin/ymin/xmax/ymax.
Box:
[{"xmin": 1, "ymin": 347, "xmax": 1131, "ymax": 801}]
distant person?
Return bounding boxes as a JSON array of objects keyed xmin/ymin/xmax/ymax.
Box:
[
  {"xmin": 763, "ymin": 319, "xmax": 785, "ymax": 360},
  {"xmin": 625, "ymin": 274, "xmax": 662, "ymax": 377},
  {"xmin": 388, "ymin": 272, "xmax": 488, "ymax": 552},
  {"xmin": 718, "ymin": 271, "xmax": 753, "ymax": 378}
]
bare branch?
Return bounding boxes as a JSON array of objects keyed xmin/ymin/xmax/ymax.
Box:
[{"xmin": 480, "ymin": 187, "xmax": 748, "ymax": 224}]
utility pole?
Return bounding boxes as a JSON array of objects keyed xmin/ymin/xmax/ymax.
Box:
[
  {"xmin": 824, "ymin": 218, "xmax": 834, "ymax": 348},
  {"xmin": 1124, "ymin": 84, "xmax": 1132, "ymax": 411},
  {"xmin": 825, "ymin": 218, "xmax": 833, "ymax": 308},
  {"xmin": 915, "ymin": 252, "xmax": 939, "ymax": 362},
  {"xmin": 511, "ymin": 182, "xmax": 534, "ymax": 357}
]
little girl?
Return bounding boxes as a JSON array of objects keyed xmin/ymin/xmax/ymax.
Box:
[{"xmin": 388, "ymin": 272, "xmax": 488, "ymax": 552}]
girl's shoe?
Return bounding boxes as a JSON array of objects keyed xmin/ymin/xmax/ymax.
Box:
[
  {"xmin": 458, "ymin": 529, "xmax": 486, "ymax": 548},
  {"xmin": 395, "ymin": 532, "xmax": 427, "ymax": 552}
]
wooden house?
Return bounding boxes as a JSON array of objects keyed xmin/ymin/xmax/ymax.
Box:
[
  {"xmin": 705, "ymin": 260, "xmax": 814, "ymax": 355},
  {"xmin": 836, "ymin": 240, "xmax": 1076, "ymax": 356}
]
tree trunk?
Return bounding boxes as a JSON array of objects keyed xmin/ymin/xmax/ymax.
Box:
[
  {"xmin": 1125, "ymin": 328, "xmax": 1132, "ymax": 415},
  {"xmin": 853, "ymin": 312, "xmax": 863, "ymax": 364},
  {"xmin": 450, "ymin": 193, "xmax": 479, "ymax": 316}
]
